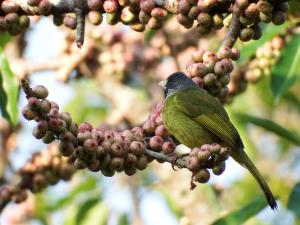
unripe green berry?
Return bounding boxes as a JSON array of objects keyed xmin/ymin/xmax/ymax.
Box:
[
  {"xmin": 177, "ymin": 14, "xmax": 193, "ymax": 29},
  {"xmin": 124, "ymin": 166, "xmax": 136, "ymax": 176},
  {"xmin": 74, "ymin": 159, "xmax": 87, "ymax": 169},
  {"xmin": 59, "ymin": 142, "xmax": 75, "ymax": 157},
  {"xmin": 259, "ymin": 12, "xmax": 272, "ymax": 23},
  {"xmin": 272, "ymin": 11, "xmax": 287, "ymax": 25},
  {"xmin": 239, "ymin": 27, "xmax": 254, "ymax": 42},
  {"xmin": 236, "ymin": 0, "xmax": 248, "ymax": 9},
  {"xmin": 120, "ymin": 6, "xmax": 136, "ymax": 24},
  {"xmin": 136, "ymin": 155, "xmax": 148, "ymax": 170},
  {"xmin": 212, "ymin": 161, "xmax": 226, "ymax": 175},
  {"xmin": 19, "ymin": 15, "xmax": 30, "ymax": 29},
  {"xmin": 109, "ymin": 157, "xmax": 124, "ymax": 172},
  {"xmin": 27, "ymin": 0, "xmax": 41, "ymax": 6},
  {"xmin": 125, "ymin": 153, "xmax": 137, "ymax": 167},
  {"xmin": 209, "ymin": 143, "xmax": 221, "ymax": 154},
  {"xmin": 148, "ymin": 17, "xmax": 162, "ymax": 29},
  {"xmin": 212, "ymin": 14, "xmax": 223, "ymax": 30},
  {"xmin": 106, "ymin": 12, "xmax": 119, "ymax": 25},
  {"xmin": 195, "ymin": 169, "xmax": 210, "ymax": 183},
  {"xmin": 187, "ymin": 6, "xmax": 199, "ymax": 20},
  {"xmin": 197, "ymin": 13, "xmax": 212, "ymax": 28},
  {"xmin": 203, "ymin": 73, "xmax": 217, "ymax": 87},
  {"xmin": 191, "ymin": 49, "xmax": 205, "ymax": 63},
  {"xmin": 69, "ymin": 121, "xmax": 79, "ymax": 136},
  {"xmin": 42, "ymin": 131, "xmax": 55, "ymax": 144},
  {"xmin": 139, "ymin": 10, "xmax": 151, "ymax": 24},
  {"xmin": 100, "ymin": 168, "xmax": 115, "ymax": 177}
]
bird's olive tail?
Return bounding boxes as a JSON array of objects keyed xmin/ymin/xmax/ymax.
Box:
[{"xmin": 232, "ymin": 150, "xmax": 278, "ymax": 210}]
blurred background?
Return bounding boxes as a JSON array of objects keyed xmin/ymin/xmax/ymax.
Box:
[{"xmin": 1, "ymin": 2, "xmax": 300, "ymax": 225}]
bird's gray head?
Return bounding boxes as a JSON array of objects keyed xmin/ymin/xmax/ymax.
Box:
[{"xmin": 160, "ymin": 72, "xmax": 197, "ymax": 98}]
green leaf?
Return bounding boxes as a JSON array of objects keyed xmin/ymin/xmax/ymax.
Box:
[
  {"xmin": 211, "ymin": 196, "xmax": 268, "ymax": 225},
  {"xmin": 76, "ymin": 198, "xmax": 100, "ymax": 225},
  {"xmin": 80, "ymin": 202, "xmax": 109, "ymax": 225},
  {"xmin": 283, "ymin": 92, "xmax": 300, "ymax": 112},
  {"xmin": 118, "ymin": 213, "xmax": 130, "ymax": 225},
  {"xmin": 238, "ymin": 23, "xmax": 290, "ymax": 63},
  {"xmin": 160, "ymin": 190, "xmax": 183, "ymax": 219},
  {"xmin": 288, "ymin": 182, "xmax": 300, "ymax": 219},
  {"xmin": 0, "ymin": 33, "xmax": 11, "ymax": 47},
  {"xmin": 144, "ymin": 29, "xmax": 158, "ymax": 43},
  {"xmin": 0, "ymin": 47, "xmax": 19, "ymax": 126},
  {"xmin": 235, "ymin": 113, "xmax": 300, "ymax": 146},
  {"xmin": 271, "ymin": 34, "xmax": 300, "ymax": 101},
  {"xmin": 49, "ymin": 176, "xmax": 98, "ymax": 211}
]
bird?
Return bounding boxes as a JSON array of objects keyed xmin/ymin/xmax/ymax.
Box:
[{"xmin": 160, "ymin": 72, "xmax": 277, "ymax": 210}]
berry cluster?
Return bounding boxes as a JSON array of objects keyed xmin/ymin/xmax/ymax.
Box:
[
  {"xmin": 0, "ymin": 1, "xmax": 30, "ymax": 35},
  {"xmin": 52, "ymin": 0, "xmax": 169, "ymax": 32},
  {"xmin": 237, "ymin": 0, "xmax": 289, "ymax": 42},
  {"xmin": 142, "ymin": 102, "xmax": 177, "ymax": 155},
  {"xmin": 187, "ymin": 143, "xmax": 230, "ymax": 184},
  {"xmin": 0, "ymin": 80, "xmax": 234, "ymax": 213},
  {"xmin": 0, "ymin": 145, "xmax": 75, "ymax": 210},
  {"xmin": 245, "ymin": 35, "xmax": 285, "ymax": 83},
  {"xmin": 177, "ymin": 0, "xmax": 231, "ymax": 34},
  {"xmin": 186, "ymin": 48, "xmax": 240, "ymax": 102}
]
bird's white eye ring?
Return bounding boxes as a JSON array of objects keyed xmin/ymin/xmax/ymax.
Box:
[{"xmin": 158, "ymin": 80, "xmax": 167, "ymax": 89}]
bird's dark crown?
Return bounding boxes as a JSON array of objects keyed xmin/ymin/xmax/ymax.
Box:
[{"xmin": 164, "ymin": 72, "xmax": 197, "ymax": 98}]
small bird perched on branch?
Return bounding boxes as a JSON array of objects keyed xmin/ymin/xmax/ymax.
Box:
[{"xmin": 160, "ymin": 72, "xmax": 277, "ymax": 210}]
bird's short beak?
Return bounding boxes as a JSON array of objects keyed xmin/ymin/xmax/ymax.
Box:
[{"xmin": 158, "ymin": 80, "xmax": 167, "ymax": 89}]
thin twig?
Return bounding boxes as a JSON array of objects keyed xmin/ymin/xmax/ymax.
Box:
[
  {"xmin": 219, "ymin": 7, "xmax": 241, "ymax": 51},
  {"xmin": 144, "ymin": 149, "xmax": 187, "ymax": 168}
]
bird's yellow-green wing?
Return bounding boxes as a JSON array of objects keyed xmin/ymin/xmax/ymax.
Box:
[{"xmin": 172, "ymin": 88, "xmax": 244, "ymax": 150}]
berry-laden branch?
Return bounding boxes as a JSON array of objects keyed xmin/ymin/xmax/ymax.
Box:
[
  {"xmin": 0, "ymin": 0, "xmax": 289, "ymax": 47},
  {"xmin": 0, "ymin": 80, "xmax": 231, "ymax": 212}
]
